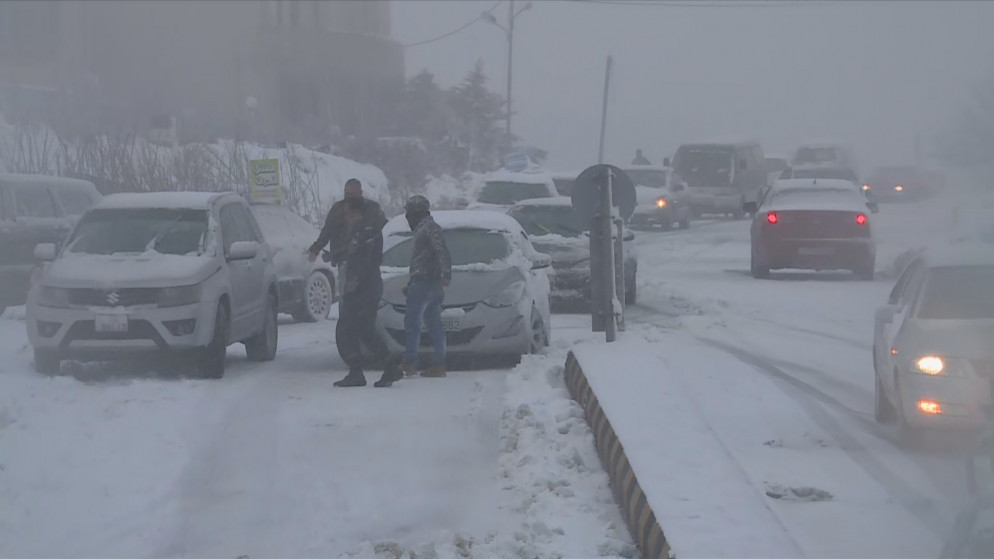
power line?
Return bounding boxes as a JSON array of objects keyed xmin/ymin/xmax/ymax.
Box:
[{"xmin": 403, "ymin": 1, "xmax": 504, "ymax": 48}]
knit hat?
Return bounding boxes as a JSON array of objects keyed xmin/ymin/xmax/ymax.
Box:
[{"xmin": 404, "ymin": 194, "xmax": 431, "ymax": 213}]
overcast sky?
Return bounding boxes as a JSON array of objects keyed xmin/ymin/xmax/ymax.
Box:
[{"xmin": 392, "ymin": 0, "xmax": 994, "ymax": 171}]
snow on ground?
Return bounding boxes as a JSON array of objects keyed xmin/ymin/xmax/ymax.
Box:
[{"xmin": 0, "ymin": 303, "xmax": 631, "ymax": 558}]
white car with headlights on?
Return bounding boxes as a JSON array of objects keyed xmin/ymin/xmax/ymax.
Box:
[
  {"xmin": 873, "ymin": 248, "xmax": 994, "ymax": 446},
  {"xmin": 26, "ymin": 192, "xmax": 280, "ymax": 379},
  {"xmin": 376, "ymin": 210, "xmax": 552, "ymax": 363}
]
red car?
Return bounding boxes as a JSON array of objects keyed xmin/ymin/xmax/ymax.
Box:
[{"xmin": 743, "ymin": 179, "xmax": 879, "ymax": 280}]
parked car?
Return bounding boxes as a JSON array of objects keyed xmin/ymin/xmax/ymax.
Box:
[
  {"xmin": 743, "ymin": 180, "xmax": 878, "ymax": 280},
  {"xmin": 0, "ymin": 174, "xmax": 102, "ymax": 315},
  {"xmin": 468, "ymin": 172, "xmax": 558, "ymax": 211},
  {"xmin": 872, "ymin": 248, "xmax": 994, "ymax": 446},
  {"xmin": 623, "ymin": 165, "xmax": 692, "ymax": 230},
  {"xmin": 789, "ymin": 142, "xmax": 858, "ymax": 174},
  {"xmin": 26, "ymin": 192, "xmax": 279, "ymax": 378},
  {"xmin": 507, "ymin": 197, "xmax": 638, "ymax": 307},
  {"xmin": 863, "ymin": 165, "xmax": 938, "ymax": 202},
  {"xmin": 779, "ymin": 164, "xmax": 861, "ymax": 188},
  {"xmin": 673, "ymin": 139, "xmax": 767, "ymax": 218},
  {"xmin": 250, "ymin": 204, "xmax": 337, "ymax": 322},
  {"xmin": 550, "ymin": 170, "xmax": 580, "ymax": 197},
  {"xmin": 376, "ymin": 210, "xmax": 552, "ymax": 362}
]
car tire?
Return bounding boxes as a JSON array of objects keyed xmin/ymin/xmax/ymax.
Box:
[
  {"xmin": 293, "ymin": 271, "xmax": 333, "ymax": 323},
  {"xmin": 679, "ymin": 214, "xmax": 691, "ymax": 229},
  {"xmin": 894, "ymin": 373, "xmax": 921, "ymax": 449},
  {"xmin": 874, "ymin": 369, "xmax": 893, "ymax": 423},
  {"xmin": 34, "ymin": 349, "xmax": 61, "ymax": 375},
  {"xmin": 196, "ymin": 304, "xmax": 229, "ymax": 379},
  {"xmin": 529, "ymin": 307, "xmax": 547, "ymax": 354},
  {"xmin": 246, "ymin": 293, "xmax": 278, "ymax": 362},
  {"xmin": 750, "ymin": 246, "xmax": 770, "ymax": 279}
]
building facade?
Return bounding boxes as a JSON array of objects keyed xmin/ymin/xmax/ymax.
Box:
[{"xmin": 0, "ymin": 0, "xmax": 404, "ymax": 144}]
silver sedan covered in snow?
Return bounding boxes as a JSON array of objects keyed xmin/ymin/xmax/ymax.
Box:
[{"xmin": 376, "ymin": 210, "xmax": 552, "ymax": 360}]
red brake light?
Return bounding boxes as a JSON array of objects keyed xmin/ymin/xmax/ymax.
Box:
[
  {"xmin": 856, "ymin": 213, "xmax": 867, "ymax": 225},
  {"xmin": 766, "ymin": 212, "xmax": 778, "ymax": 224}
]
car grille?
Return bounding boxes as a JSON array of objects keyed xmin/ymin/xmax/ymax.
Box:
[
  {"xmin": 69, "ymin": 288, "xmax": 159, "ymax": 307},
  {"xmin": 385, "ymin": 326, "xmax": 483, "ymax": 347},
  {"xmin": 390, "ymin": 302, "xmax": 476, "ymax": 314},
  {"xmin": 62, "ymin": 319, "xmax": 164, "ymax": 346}
]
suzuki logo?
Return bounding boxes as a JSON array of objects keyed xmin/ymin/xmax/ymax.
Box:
[{"xmin": 106, "ymin": 291, "xmax": 120, "ymax": 305}]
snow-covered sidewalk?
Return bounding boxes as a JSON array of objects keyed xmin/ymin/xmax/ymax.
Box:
[{"xmin": 572, "ymin": 332, "xmax": 947, "ymax": 558}]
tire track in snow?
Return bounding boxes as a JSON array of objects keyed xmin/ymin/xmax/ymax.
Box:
[{"xmin": 700, "ymin": 337, "xmax": 954, "ymax": 539}]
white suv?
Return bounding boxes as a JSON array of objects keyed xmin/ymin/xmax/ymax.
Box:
[{"xmin": 26, "ymin": 192, "xmax": 280, "ymax": 378}]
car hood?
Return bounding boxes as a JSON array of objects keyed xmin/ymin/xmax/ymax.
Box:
[
  {"xmin": 382, "ymin": 265, "xmax": 524, "ymax": 307},
  {"xmin": 902, "ymin": 319, "xmax": 994, "ymax": 360},
  {"xmin": 43, "ymin": 253, "xmax": 220, "ymax": 289},
  {"xmin": 531, "ymin": 236, "xmax": 590, "ymax": 268},
  {"xmin": 635, "ymin": 185, "xmax": 667, "ymax": 205}
]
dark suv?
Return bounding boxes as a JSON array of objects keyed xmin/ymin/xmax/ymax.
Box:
[{"xmin": 0, "ymin": 174, "xmax": 101, "ymax": 315}]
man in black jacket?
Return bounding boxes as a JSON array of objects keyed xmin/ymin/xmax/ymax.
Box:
[{"xmin": 309, "ymin": 179, "xmax": 401, "ymax": 387}]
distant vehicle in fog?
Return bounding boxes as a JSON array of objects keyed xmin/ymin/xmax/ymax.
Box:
[
  {"xmin": 26, "ymin": 192, "xmax": 280, "ymax": 379},
  {"xmin": 623, "ymin": 165, "xmax": 693, "ymax": 230},
  {"xmin": 468, "ymin": 172, "xmax": 558, "ymax": 211},
  {"xmin": 764, "ymin": 155, "xmax": 789, "ymax": 186},
  {"xmin": 779, "ymin": 164, "xmax": 861, "ymax": 188},
  {"xmin": 250, "ymin": 204, "xmax": 337, "ymax": 322},
  {"xmin": 873, "ymin": 249, "xmax": 994, "ymax": 447},
  {"xmin": 789, "ymin": 143, "xmax": 857, "ymax": 173},
  {"xmin": 744, "ymin": 181, "xmax": 878, "ymax": 280},
  {"xmin": 863, "ymin": 165, "xmax": 941, "ymax": 202},
  {"xmin": 0, "ymin": 174, "xmax": 101, "ymax": 316},
  {"xmin": 673, "ymin": 139, "xmax": 767, "ymax": 219},
  {"xmin": 549, "ymin": 170, "xmax": 580, "ymax": 197}
]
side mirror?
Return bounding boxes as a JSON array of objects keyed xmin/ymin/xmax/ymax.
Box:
[
  {"xmin": 663, "ymin": 157, "xmax": 671, "ymax": 167},
  {"xmin": 531, "ymin": 253, "xmax": 552, "ymax": 270},
  {"xmin": 875, "ymin": 304, "xmax": 899, "ymax": 324},
  {"xmin": 227, "ymin": 240, "xmax": 258, "ymax": 261},
  {"xmin": 34, "ymin": 243, "xmax": 57, "ymax": 262},
  {"xmin": 867, "ymin": 202, "xmax": 880, "ymax": 214},
  {"xmin": 623, "ymin": 230, "xmax": 635, "ymax": 241},
  {"xmin": 742, "ymin": 201, "xmax": 758, "ymax": 214}
]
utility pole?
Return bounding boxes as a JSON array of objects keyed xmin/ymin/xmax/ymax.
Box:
[
  {"xmin": 598, "ymin": 56, "xmax": 613, "ymax": 164},
  {"xmin": 506, "ymin": 0, "xmax": 514, "ymax": 144}
]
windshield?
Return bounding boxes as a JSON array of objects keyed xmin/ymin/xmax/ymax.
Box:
[
  {"xmin": 382, "ymin": 228, "xmax": 510, "ymax": 267},
  {"xmin": 765, "ymin": 158, "xmax": 789, "ymax": 173},
  {"xmin": 625, "ymin": 169, "xmax": 667, "ymax": 188},
  {"xmin": 792, "ymin": 168, "xmax": 859, "ymax": 183},
  {"xmin": 508, "ymin": 206, "xmax": 585, "ymax": 237},
  {"xmin": 917, "ymin": 266, "xmax": 994, "ymax": 319},
  {"xmin": 673, "ymin": 146, "xmax": 733, "ymax": 187},
  {"xmin": 769, "ymin": 187, "xmax": 863, "ymax": 206},
  {"xmin": 477, "ymin": 181, "xmax": 552, "ymax": 205},
  {"xmin": 552, "ymin": 178, "xmax": 575, "ymax": 196},
  {"xmin": 66, "ymin": 208, "xmax": 209, "ymax": 256},
  {"xmin": 792, "ymin": 147, "xmax": 840, "ymax": 165}
]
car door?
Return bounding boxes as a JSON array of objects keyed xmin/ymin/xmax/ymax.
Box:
[
  {"xmin": 219, "ymin": 202, "xmax": 266, "ymax": 339},
  {"xmin": 8, "ymin": 183, "xmax": 66, "ymax": 263},
  {"xmin": 518, "ymin": 231, "xmax": 551, "ymax": 315},
  {"xmin": 879, "ymin": 262, "xmax": 926, "ymax": 391},
  {"xmin": 668, "ymin": 174, "xmax": 690, "ymax": 220}
]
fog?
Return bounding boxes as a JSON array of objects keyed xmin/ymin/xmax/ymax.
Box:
[{"xmin": 394, "ymin": 0, "xmax": 994, "ymax": 170}]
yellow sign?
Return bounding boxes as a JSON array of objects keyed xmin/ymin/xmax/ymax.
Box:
[{"xmin": 249, "ymin": 158, "xmax": 282, "ymax": 205}]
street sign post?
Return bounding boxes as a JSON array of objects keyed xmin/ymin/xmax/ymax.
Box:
[
  {"xmin": 571, "ymin": 164, "xmax": 635, "ymax": 341},
  {"xmin": 249, "ymin": 158, "xmax": 282, "ymax": 205}
]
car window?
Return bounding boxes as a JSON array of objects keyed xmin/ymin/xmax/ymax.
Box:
[
  {"xmin": 0, "ymin": 186, "xmax": 9, "ymax": 220},
  {"xmin": 12, "ymin": 185, "xmax": 57, "ymax": 218},
  {"xmin": 220, "ymin": 204, "xmax": 256, "ymax": 253},
  {"xmin": 56, "ymin": 188, "xmax": 97, "ymax": 216},
  {"xmin": 888, "ymin": 260, "xmax": 920, "ymax": 304},
  {"xmin": 898, "ymin": 264, "xmax": 926, "ymax": 308},
  {"xmin": 382, "ymin": 229, "xmax": 509, "ymax": 267},
  {"xmin": 916, "ymin": 266, "xmax": 994, "ymax": 319}
]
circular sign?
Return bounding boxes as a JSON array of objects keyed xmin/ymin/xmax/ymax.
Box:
[{"xmin": 570, "ymin": 164, "xmax": 637, "ymax": 223}]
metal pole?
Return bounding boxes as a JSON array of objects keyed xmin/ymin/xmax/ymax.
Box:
[
  {"xmin": 597, "ymin": 55, "xmax": 613, "ymax": 164},
  {"xmin": 589, "ymin": 214, "xmax": 604, "ymax": 332},
  {"xmin": 603, "ymin": 168, "xmax": 617, "ymax": 342},
  {"xmin": 505, "ymin": 0, "xmax": 514, "ymax": 144},
  {"xmin": 614, "ymin": 216, "xmax": 626, "ymax": 332}
]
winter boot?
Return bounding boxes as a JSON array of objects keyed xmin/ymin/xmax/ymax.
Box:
[
  {"xmin": 401, "ymin": 360, "xmax": 418, "ymax": 378},
  {"xmin": 334, "ymin": 369, "xmax": 367, "ymax": 387},
  {"xmin": 374, "ymin": 356, "xmax": 404, "ymax": 388},
  {"xmin": 422, "ymin": 364, "xmax": 446, "ymax": 378}
]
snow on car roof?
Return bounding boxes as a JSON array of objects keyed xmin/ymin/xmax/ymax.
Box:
[
  {"xmin": 383, "ymin": 209, "xmax": 525, "ymax": 237},
  {"xmin": 512, "ymin": 197, "xmax": 574, "ymax": 208},
  {"xmin": 771, "ymin": 178, "xmax": 859, "ymax": 192},
  {"xmin": 96, "ymin": 191, "xmax": 228, "ymax": 210},
  {"xmin": 0, "ymin": 173, "xmax": 98, "ymax": 190},
  {"xmin": 681, "ymin": 136, "xmax": 761, "ymax": 147},
  {"xmin": 483, "ymin": 171, "xmax": 555, "ymax": 186}
]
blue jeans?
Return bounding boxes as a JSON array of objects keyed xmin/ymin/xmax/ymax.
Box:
[{"xmin": 404, "ymin": 279, "xmax": 445, "ymax": 366}]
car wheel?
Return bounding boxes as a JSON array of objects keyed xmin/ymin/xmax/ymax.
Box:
[
  {"xmin": 529, "ymin": 307, "xmax": 547, "ymax": 354},
  {"xmin": 894, "ymin": 372, "xmax": 921, "ymax": 448},
  {"xmin": 294, "ymin": 271, "xmax": 333, "ymax": 323},
  {"xmin": 34, "ymin": 349, "xmax": 62, "ymax": 375},
  {"xmin": 246, "ymin": 293, "xmax": 278, "ymax": 362},
  {"xmin": 750, "ymin": 246, "xmax": 770, "ymax": 279},
  {"xmin": 874, "ymin": 369, "xmax": 893, "ymax": 423},
  {"xmin": 196, "ymin": 304, "xmax": 229, "ymax": 379},
  {"xmin": 679, "ymin": 214, "xmax": 691, "ymax": 229}
]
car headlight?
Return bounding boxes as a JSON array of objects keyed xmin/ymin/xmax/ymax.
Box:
[
  {"xmin": 36, "ymin": 286, "xmax": 70, "ymax": 308},
  {"xmin": 158, "ymin": 284, "xmax": 202, "ymax": 308},
  {"xmin": 656, "ymin": 197, "xmax": 667, "ymax": 208},
  {"xmin": 482, "ymin": 280, "xmax": 526, "ymax": 308},
  {"xmin": 914, "ymin": 355, "xmax": 945, "ymax": 375}
]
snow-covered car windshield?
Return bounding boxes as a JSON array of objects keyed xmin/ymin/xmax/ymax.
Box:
[
  {"xmin": 792, "ymin": 147, "xmax": 839, "ymax": 165},
  {"xmin": 917, "ymin": 266, "xmax": 994, "ymax": 319},
  {"xmin": 66, "ymin": 208, "xmax": 209, "ymax": 256},
  {"xmin": 509, "ymin": 206, "xmax": 585, "ymax": 238},
  {"xmin": 477, "ymin": 182, "xmax": 552, "ymax": 205},
  {"xmin": 625, "ymin": 170, "xmax": 667, "ymax": 188},
  {"xmin": 382, "ymin": 229, "xmax": 510, "ymax": 267},
  {"xmin": 673, "ymin": 146, "xmax": 733, "ymax": 187}
]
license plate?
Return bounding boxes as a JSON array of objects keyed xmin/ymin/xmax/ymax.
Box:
[
  {"xmin": 798, "ymin": 247, "xmax": 835, "ymax": 256},
  {"xmin": 95, "ymin": 313, "xmax": 128, "ymax": 333},
  {"xmin": 423, "ymin": 319, "xmax": 460, "ymax": 332}
]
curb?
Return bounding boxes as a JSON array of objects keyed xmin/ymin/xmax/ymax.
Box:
[{"xmin": 565, "ymin": 351, "xmax": 672, "ymax": 559}]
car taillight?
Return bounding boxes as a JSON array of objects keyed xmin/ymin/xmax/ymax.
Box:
[
  {"xmin": 766, "ymin": 212, "xmax": 778, "ymax": 224},
  {"xmin": 856, "ymin": 213, "xmax": 867, "ymax": 225}
]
